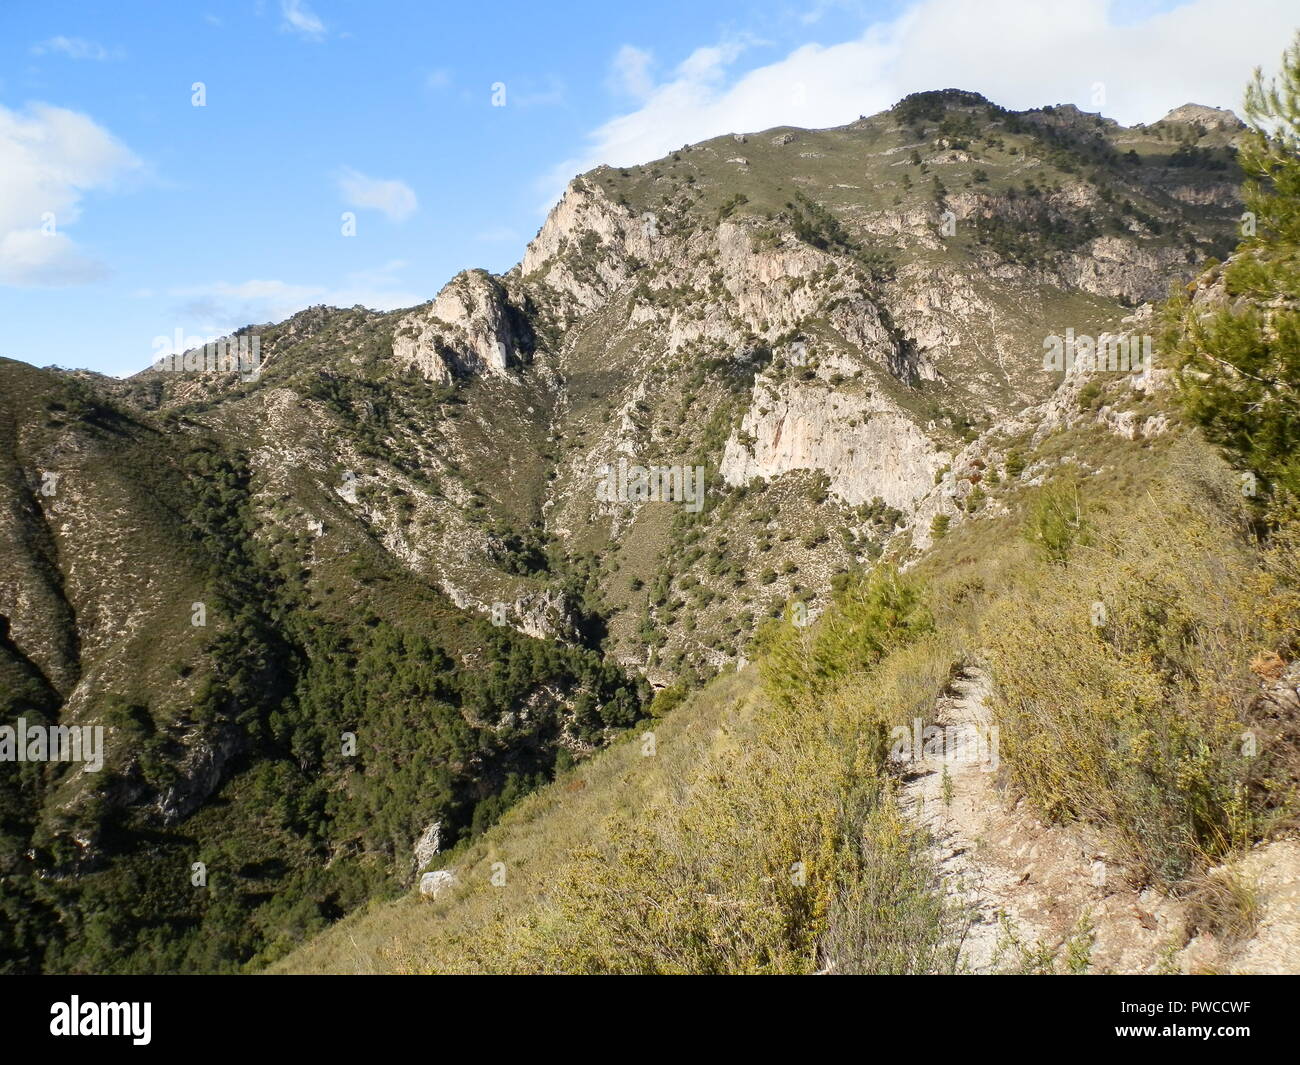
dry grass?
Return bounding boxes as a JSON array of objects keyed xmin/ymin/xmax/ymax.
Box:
[
  {"xmin": 274, "ymin": 578, "xmax": 966, "ymax": 974},
  {"xmin": 979, "ymin": 440, "xmax": 1298, "ymax": 884},
  {"xmin": 270, "ymin": 670, "xmax": 749, "ymax": 973},
  {"xmin": 274, "ymin": 429, "xmax": 1299, "ymax": 973},
  {"xmin": 1184, "ymin": 865, "xmax": 1261, "ymax": 947}
]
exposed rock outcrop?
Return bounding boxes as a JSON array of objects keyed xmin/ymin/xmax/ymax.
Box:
[
  {"xmin": 419, "ymin": 869, "xmax": 456, "ymax": 899},
  {"xmin": 393, "ymin": 269, "xmax": 530, "ymax": 382},
  {"xmin": 721, "ymin": 381, "xmax": 945, "ymax": 509},
  {"xmin": 412, "ymin": 821, "xmax": 442, "ymax": 873},
  {"xmin": 1159, "ymin": 103, "xmax": 1246, "ymax": 132}
]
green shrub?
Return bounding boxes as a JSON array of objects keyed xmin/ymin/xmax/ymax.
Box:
[
  {"xmin": 1164, "ymin": 33, "xmax": 1300, "ymax": 499},
  {"xmin": 984, "ymin": 474, "xmax": 1294, "ymax": 883},
  {"xmin": 1024, "ymin": 474, "xmax": 1088, "ymax": 563}
]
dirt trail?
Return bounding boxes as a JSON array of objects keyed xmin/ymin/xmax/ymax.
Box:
[{"xmin": 899, "ymin": 666, "xmax": 1300, "ymax": 974}]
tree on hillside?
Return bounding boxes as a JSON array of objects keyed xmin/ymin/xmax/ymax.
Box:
[{"xmin": 1164, "ymin": 32, "xmax": 1300, "ymax": 499}]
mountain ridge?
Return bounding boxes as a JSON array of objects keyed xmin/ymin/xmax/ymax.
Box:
[{"xmin": 0, "ymin": 87, "xmax": 1262, "ymax": 972}]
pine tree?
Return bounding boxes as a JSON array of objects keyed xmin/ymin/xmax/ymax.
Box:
[{"xmin": 1164, "ymin": 32, "xmax": 1300, "ymax": 498}]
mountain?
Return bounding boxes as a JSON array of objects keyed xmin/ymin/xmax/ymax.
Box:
[
  {"xmin": 0, "ymin": 89, "xmax": 1271, "ymax": 973},
  {"xmin": 127, "ymin": 91, "xmax": 1246, "ymax": 682}
]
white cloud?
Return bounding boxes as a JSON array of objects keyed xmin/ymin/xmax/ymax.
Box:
[
  {"xmin": 340, "ymin": 259, "xmax": 416, "ymax": 303},
  {"xmin": 676, "ymin": 40, "xmax": 749, "ymax": 83},
  {"xmin": 609, "ymin": 46, "xmax": 656, "ymax": 99},
  {"xmin": 166, "ymin": 263, "xmax": 421, "ymax": 342},
  {"xmin": 0, "ymin": 102, "xmax": 140, "ymax": 287},
  {"xmin": 544, "ymin": 0, "xmax": 1295, "ymax": 205},
  {"xmin": 0, "ymin": 230, "xmax": 106, "ymax": 287},
  {"xmin": 338, "ymin": 167, "xmax": 418, "ymax": 222},
  {"xmin": 281, "ymin": 0, "xmax": 326, "ymax": 41},
  {"xmin": 30, "ymin": 36, "xmax": 123, "ymax": 61},
  {"xmin": 799, "ymin": 0, "xmax": 864, "ymax": 26},
  {"xmin": 174, "ymin": 279, "xmax": 321, "ymax": 320}
]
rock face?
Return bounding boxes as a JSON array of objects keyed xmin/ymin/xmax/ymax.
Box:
[
  {"xmin": 520, "ymin": 180, "xmax": 651, "ymax": 316},
  {"xmin": 412, "ymin": 821, "xmax": 442, "ymax": 873},
  {"xmin": 720, "ymin": 383, "xmax": 944, "ymax": 509},
  {"xmin": 419, "ymin": 869, "xmax": 456, "ymax": 899},
  {"xmin": 1055, "ymin": 235, "xmax": 1196, "ymax": 304},
  {"xmin": 392, "ymin": 269, "xmax": 529, "ymax": 382},
  {"xmin": 1159, "ymin": 103, "xmax": 1246, "ymax": 132},
  {"xmin": 153, "ymin": 725, "xmax": 245, "ymax": 824},
  {"xmin": 511, "ymin": 588, "xmax": 576, "ymax": 640}
]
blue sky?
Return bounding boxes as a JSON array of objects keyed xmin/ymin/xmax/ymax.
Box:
[{"xmin": 0, "ymin": 0, "xmax": 1293, "ymax": 377}]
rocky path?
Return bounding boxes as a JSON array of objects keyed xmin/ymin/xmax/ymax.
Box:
[{"xmin": 899, "ymin": 666, "xmax": 1300, "ymax": 973}]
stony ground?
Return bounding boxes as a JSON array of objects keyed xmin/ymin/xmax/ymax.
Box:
[{"xmin": 901, "ymin": 666, "xmax": 1300, "ymax": 974}]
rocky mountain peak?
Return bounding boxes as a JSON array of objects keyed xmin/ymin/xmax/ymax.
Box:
[
  {"xmin": 392, "ymin": 268, "xmax": 533, "ymax": 382},
  {"xmin": 1158, "ymin": 102, "xmax": 1246, "ymax": 130}
]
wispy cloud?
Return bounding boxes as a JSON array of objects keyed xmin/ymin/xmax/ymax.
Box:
[
  {"xmin": 608, "ymin": 46, "xmax": 655, "ymax": 100},
  {"xmin": 0, "ymin": 102, "xmax": 141, "ymax": 287},
  {"xmin": 338, "ymin": 167, "xmax": 418, "ymax": 222},
  {"xmin": 280, "ymin": 0, "xmax": 326, "ymax": 41},
  {"xmin": 30, "ymin": 37, "xmax": 124, "ymax": 61},
  {"xmin": 163, "ymin": 262, "xmax": 421, "ymax": 344}
]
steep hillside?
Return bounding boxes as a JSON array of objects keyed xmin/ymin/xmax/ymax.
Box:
[
  {"xmin": 0, "ymin": 354, "xmax": 646, "ymax": 973},
  {"xmin": 127, "ymin": 91, "xmax": 1244, "ymax": 685},
  {"xmin": 274, "ymin": 412, "xmax": 1299, "ymax": 974},
  {"xmin": 0, "ymin": 89, "xmax": 1267, "ymax": 973}
]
